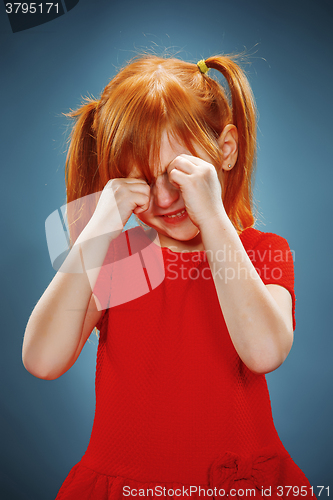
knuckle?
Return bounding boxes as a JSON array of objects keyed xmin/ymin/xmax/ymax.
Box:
[
  {"xmin": 107, "ymin": 178, "xmax": 121, "ymax": 191},
  {"xmin": 203, "ymin": 166, "xmax": 214, "ymax": 180},
  {"xmin": 105, "ymin": 179, "xmax": 114, "ymax": 188}
]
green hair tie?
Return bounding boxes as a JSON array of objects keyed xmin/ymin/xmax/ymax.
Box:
[{"xmin": 197, "ymin": 60, "xmax": 209, "ymax": 74}]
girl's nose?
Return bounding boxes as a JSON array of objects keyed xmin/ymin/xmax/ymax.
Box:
[{"xmin": 151, "ymin": 174, "xmax": 180, "ymax": 209}]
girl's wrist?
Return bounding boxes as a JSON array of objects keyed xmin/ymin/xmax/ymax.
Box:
[
  {"xmin": 77, "ymin": 212, "xmax": 123, "ymax": 245},
  {"xmin": 198, "ymin": 210, "xmax": 232, "ymax": 235}
]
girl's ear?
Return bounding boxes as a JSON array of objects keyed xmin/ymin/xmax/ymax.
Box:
[{"xmin": 217, "ymin": 124, "xmax": 239, "ymax": 171}]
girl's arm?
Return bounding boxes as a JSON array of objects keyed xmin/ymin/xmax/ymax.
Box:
[
  {"xmin": 200, "ymin": 214, "xmax": 294, "ymax": 375},
  {"xmin": 22, "ymin": 223, "xmax": 111, "ymax": 380},
  {"xmin": 22, "ymin": 179, "xmax": 150, "ymax": 380},
  {"xmin": 167, "ymin": 148, "xmax": 294, "ymax": 376}
]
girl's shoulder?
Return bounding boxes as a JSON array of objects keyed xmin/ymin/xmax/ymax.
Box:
[
  {"xmin": 239, "ymin": 226, "xmax": 292, "ymax": 253},
  {"xmin": 240, "ymin": 227, "xmax": 296, "ymax": 331}
]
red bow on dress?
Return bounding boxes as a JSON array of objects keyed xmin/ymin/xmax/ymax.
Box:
[{"xmin": 209, "ymin": 447, "xmax": 280, "ymax": 499}]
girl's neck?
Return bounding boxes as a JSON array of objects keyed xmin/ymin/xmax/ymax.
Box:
[{"xmin": 145, "ymin": 228, "xmax": 205, "ymax": 253}]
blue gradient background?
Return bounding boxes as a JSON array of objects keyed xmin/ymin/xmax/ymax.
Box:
[{"xmin": 1, "ymin": 0, "xmax": 332, "ymax": 498}]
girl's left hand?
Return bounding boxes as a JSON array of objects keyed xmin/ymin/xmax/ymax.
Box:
[{"xmin": 167, "ymin": 154, "xmax": 226, "ymax": 229}]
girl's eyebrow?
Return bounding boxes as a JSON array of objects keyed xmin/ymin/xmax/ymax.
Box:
[
  {"xmin": 129, "ymin": 158, "xmax": 175, "ymax": 182},
  {"xmin": 155, "ymin": 160, "xmax": 173, "ymax": 177}
]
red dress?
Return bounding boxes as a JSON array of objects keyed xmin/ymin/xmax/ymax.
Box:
[{"xmin": 55, "ymin": 226, "xmax": 315, "ymax": 499}]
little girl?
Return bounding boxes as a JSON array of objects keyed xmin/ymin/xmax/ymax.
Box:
[{"xmin": 23, "ymin": 54, "xmax": 315, "ymax": 499}]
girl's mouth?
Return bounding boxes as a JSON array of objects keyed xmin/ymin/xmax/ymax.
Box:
[{"xmin": 160, "ymin": 209, "xmax": 188, "ymax": 224}]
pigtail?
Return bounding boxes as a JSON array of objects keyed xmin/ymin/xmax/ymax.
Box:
[
  {"xmin": 205, "ymin": 56, "xmax": 257, "ymax": 231},
  {"xmin": 64, "ymin": 99, "xmax": 101, "ymax": 243}
]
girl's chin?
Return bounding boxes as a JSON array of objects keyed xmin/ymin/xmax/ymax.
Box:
[
  {"xmin": 157, "ymin": 224, "xmax": 200, "ymax": 243},
  {"xmin": 137, "ymin": 215, "xmax": 199, "ymax": 241}
]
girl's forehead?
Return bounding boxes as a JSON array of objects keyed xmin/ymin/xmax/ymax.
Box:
[{"xmin": 159, "ymin": 131, "xmax": 192, "ymax": 165}]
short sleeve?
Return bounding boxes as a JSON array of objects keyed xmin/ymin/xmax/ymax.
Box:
[{"xmin": 248, "ymin": 233, "xmax": 296, "ymax": 331}]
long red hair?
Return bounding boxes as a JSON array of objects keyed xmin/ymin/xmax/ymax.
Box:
[{"xmin": 65, "ymin": 54, "xmax": 257, "ymax": 241}]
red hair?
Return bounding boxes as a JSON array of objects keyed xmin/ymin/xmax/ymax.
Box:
[{"xmin": 65, "ymin": 54, "xmax": 257, "ymax": 241}]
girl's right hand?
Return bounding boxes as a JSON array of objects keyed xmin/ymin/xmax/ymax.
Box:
[
  {"xmin": 23, "ymin": 179, "xmax": 150, "ymax": 380},
  {"xmin": 85, "ymin": 178, "xmax": 151, "ymax": 241}
]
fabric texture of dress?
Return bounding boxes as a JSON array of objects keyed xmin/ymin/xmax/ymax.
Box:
[{"xmin": 55, "ymin": 226, "xmax": 314, "ymax": 499}]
